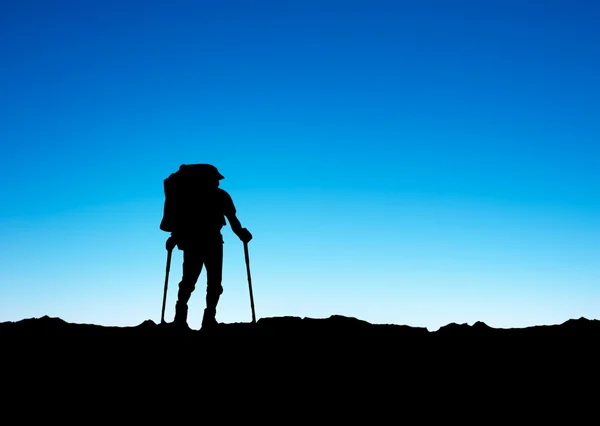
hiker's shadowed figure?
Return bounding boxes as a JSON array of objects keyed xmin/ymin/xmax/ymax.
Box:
[{"xmin": 160, "ymin": 164, "xmax": 252, "ymax": 330}]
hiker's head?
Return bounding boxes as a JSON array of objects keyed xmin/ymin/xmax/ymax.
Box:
[
  {"xmin": 208, "ymin": 166, "xmax": 224, "ymax": 187},
  {"xmin": 209, "ymin": 165, "xmax": 224, "ymax": 188},
  {"xmin": 208, "ymin": 165, "xmax": 225, "ymax": 181},
  {"xmin": 204, "ymin": 165, "xmax": 224, "ymax": 188}
]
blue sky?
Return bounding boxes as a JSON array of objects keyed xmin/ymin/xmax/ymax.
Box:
[{"xmin": 1, "ymin": 0, "xmax": 598, "ymax": 331}]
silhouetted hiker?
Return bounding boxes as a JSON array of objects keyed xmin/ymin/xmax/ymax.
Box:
[{"xmin": 160, "ymin": 164, "xmax": 253, "ymax": 330}]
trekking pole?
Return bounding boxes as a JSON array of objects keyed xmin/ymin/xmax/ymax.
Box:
[
  {"xmin": 161, "ymin": 247, "xmax": 173, "ymax": 324},
  {"xmin": 243, "ymin": 241, "xmax": 256, "ymax": 324}
]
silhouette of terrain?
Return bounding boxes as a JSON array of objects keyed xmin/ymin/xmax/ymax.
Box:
[
  {"xmin": 4, "ymin": 314, "xmax": 597, "ymax": 370},
  {"xmin": 2, "ymin": 314, "xmax": 598, "ymax": 340},
  {"xmin": 2, "ymin": 314, "xmax": 595, "ymax": 416}
]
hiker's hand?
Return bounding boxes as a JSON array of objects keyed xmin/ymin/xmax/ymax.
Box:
[
  {"xmin": 239, "ymin": 228, "xmax": 253, "ymax": 243},
  {"xmin": 166, "ymin": 236, "xmax": 177, "ymax": 251}
]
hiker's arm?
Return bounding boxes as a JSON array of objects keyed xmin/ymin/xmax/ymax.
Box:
[{"xmin": 226, "ymin": 213, "xmax": 252, "ymax": 243}]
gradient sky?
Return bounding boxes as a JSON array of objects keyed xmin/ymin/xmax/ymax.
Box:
[{"xmin": 1, "ymin": 0, "xmax": 599, "ymax": 331}]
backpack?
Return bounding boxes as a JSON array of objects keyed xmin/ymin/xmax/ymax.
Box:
[{"xmin": 159, "ymin": 164, "xmax": 226, "ymax": 234}]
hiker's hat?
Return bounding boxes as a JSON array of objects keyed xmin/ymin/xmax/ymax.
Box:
[{"xmin": 179, "ymin": 163, "xmax": 224, "ymax": 180}]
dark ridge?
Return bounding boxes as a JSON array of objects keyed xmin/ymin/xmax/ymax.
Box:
[
  {"xmin": 2, "ymin": 314, "xmax": 596, "ymax": 414},
  {"xmin": 2, "ymin": 314, "xmax": 598, "ymax": 339}
]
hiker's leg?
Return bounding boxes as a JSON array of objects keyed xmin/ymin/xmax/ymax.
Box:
[
  {"xmin": 177, "ymin": 248, "xmax": 204, "ymax": 304},
  {"xmin": 202, "ymin": 242, "xmax": 223, "ymax": 326},
  {"xmin": 174, "ymin": 248, "xmax": 203, "ymax": 325}
]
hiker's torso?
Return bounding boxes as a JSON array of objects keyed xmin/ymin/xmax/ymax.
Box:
[{"xmin": 174, "ymin": 188, "xmax": 234, "ymax": 246}]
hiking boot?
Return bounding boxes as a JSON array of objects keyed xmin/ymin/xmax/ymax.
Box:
[
  {"xmin": 173, "ymin": 301, "xmax": 190, "ymax": 330},
  {"xmin": 201, "ymin": 308, "xmax": 218, "ymax": 329}
]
